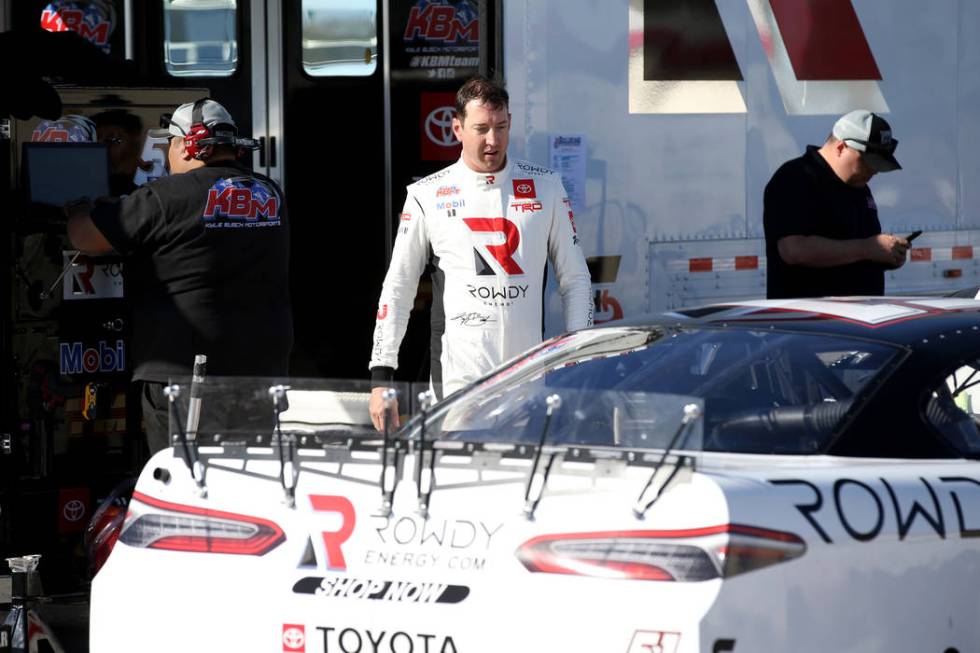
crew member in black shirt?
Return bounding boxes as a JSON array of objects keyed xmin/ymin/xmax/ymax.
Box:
[
  {"xmin": 67, "ymin": 98, "xmax": 292, "ymax": 454},
  {"xmin": 764, "ymin": 110, "xmax": 908, "ymax": 299}
]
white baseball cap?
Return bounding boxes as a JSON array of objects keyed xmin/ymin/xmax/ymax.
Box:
[
  {"xmin": 148, "ymin": 98, "xmax": 237, "ymax": 139},
  {"xmin": 832, "ymin": 109, "xmax": 901, "ymax": 173}
]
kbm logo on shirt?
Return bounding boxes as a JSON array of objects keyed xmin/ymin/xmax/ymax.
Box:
[
  {"xmin": 60, "ymin": 340, "xmax": 125, "ymax": 374},
  {"xmin": 202, "ymin": 177, "xmax": 281, "ymax": 228}
]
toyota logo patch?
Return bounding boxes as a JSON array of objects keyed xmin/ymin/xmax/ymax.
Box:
[
  {"xmin": 513, "ymin": 179, "xmax": 536, "ymax": 199},
  {"xmin": 282, "ymin": 624, "xmax": 305, "ymax": 652}
]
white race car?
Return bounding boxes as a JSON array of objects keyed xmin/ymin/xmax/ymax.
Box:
[{"xmin": 90, "ymin": 298, "xmax": 980, "ymax": 653}]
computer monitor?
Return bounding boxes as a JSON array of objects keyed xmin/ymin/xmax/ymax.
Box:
[{"xmin": 22, "ymin": 142, "xmax": 111, "ymax": 207}]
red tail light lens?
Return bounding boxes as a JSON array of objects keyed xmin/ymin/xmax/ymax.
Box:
[
  {"xmin": 516, "ymin": 524, "xmax": 805, "ymax": 582},
  {"xmin": 118, "ymin": 491, "xmax": 286, "ymax": 556},
  {"xmin": 90, "ymin": 505, "xmax": 126, "ymax": 574}
]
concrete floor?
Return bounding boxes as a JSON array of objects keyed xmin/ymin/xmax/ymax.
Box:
[{"xmin": 1, "ymin": 577, "xmax": 90, "ymax": 653}]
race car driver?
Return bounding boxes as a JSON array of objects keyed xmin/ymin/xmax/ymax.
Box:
[
  {"xmin": 66, "ymin": 98, "xmax": 292, "ymax": 455},
  {"xmin": 368, "ymin": 75, "xmax": 593, "ymax": 430}
]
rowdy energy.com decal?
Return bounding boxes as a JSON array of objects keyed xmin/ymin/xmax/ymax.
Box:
[{"xmin": 308, "ymin": 496, "xmax": 503, "ymax": 573}]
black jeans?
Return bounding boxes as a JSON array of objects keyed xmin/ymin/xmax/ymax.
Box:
[
  {"xmin": 139, "ymin": 379, "xmax": 278, "ymax": 455},
  {"xmin": 140, "ymin": 381, "xmax": 171, "ymax": 455}
]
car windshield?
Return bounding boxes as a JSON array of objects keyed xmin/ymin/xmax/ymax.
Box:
[{"xmin": 413, "ymin": 326, "xmax": 903, "ymax": 454}]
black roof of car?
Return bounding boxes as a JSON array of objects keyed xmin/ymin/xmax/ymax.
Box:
[
  {"xmin": 615, "ymin": 297, "xmax": 980, "ymax": 353},
  {"xmin": 607, "ymin": 297, "xmax": 980, "ymax": 459}
]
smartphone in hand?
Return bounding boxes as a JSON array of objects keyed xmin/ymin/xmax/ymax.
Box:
[{"xmin": 906, "ymin": 230, "xmax": 922, "ymax": 243}]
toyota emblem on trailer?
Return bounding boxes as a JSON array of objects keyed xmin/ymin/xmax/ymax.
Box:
[
  {"xmin": 63, "ymin": 499, "xmax": 85, "ymax": 522},
  {"xmin": 425, "ymin": 106, "xmax": 458, "ymax": 148}
]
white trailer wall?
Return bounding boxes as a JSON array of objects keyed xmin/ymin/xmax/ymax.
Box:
[{"xmin": 506, "ymin": 0, "xmax": 980, "ymax": 332}]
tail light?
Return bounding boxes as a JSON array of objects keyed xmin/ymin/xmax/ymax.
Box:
[
  {"xmin": 516, "ymin": 524, "xmax": 805, "ymax": 582},
  {"xmin": 118, "ymin": 491, "xmax": 286, "ymax": 556},
  {"xmin": 89, "ymin": 505, "xmax": 126, "ymax": 573},
  {"xmin": 85, "ymin": 477, "xmax": 136, "ymax": 576}
]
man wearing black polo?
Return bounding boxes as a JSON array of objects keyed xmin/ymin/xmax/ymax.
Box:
[
  {"xmin": 764, "ymin": 110, "xmax": 909, "ymax": 299},
  {"xmin": 66, "ymin": 99, "xmax": 292, "ymax": 454}
]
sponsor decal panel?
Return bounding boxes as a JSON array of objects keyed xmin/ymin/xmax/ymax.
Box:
[
  {"xmin": 509, "ymin": 201, "xmax": 542, "ymax": 214},
  {"xmin": 282, "ymin": 624, "xmax": 306, "ymax": 652},
  {"xmin": 58, "ymin": 487, "xmax": 90, "ymax": 534},
  {"xmin": 562, "ymin": 198, "xmax": 580, "ymax": 245},
  {"xmin": 594, "ymin": 289, "xmax": 624, "ymax": 324},
  {"xmin": 59, "ymin": 340, "xmax": 125, "ymax": 374},
  {"xmin": 316, "ymin": 627, "xmax": 458, "ymax": 653},
  {"xmin": 515, "ymin": 161, "xmax": 551, "ymax": 175},
  {"xmin": 399, "ymin": 212, "xmax": 413, "ymax": 234},
  {"xmin": 64, "ymin": 253, "xmax": 124, "ymax": 300},
  {"xmin": 363, "ymin": 515, "xmax": 504, "ymax": 573},
  {"xmin": 421, "ymin": 92, "xmax": 462, "ymax": 160},
  {"xmin": 401, "ymin": 0, "xmax": 479, "ymax": 80},
  {"xmin": 512, "ymin": 179, "xmax": 537, "ymax": 199},
  {"xmin": 627, "ymin": 630, "xmax": 682, "ymax": 653},
  {"xmin": 466, "ymin": 284, "xmax": 529, "ymax": 307},
  {"xmin": 588, "ymin": 255, "xmax": 624, "ymax": 324},
  {"xmin": 310, "ymin": 495, "xmax": 357, "ymax": 571},
  {"xmin": 769, "ymin": 475, "xmax": 980, "ymax": 544},
  {"xmin": 293, "ymin": 576, "xmax": 470, "ymax": 604},
  {"xmin": 308, "ymin": 496, "xmax": 503, "ymax": 574},
  {"xmin": 464, "ymin": 217, "xmax": 524, "ymax": 275}
]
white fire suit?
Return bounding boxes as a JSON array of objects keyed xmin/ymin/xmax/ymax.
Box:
[{"xmin": 370, "ymin": 158, "xmax": 593, "ymax": 397}]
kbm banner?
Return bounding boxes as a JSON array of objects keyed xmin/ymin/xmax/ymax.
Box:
[
  {"xmin": 391, "ymin": 0, "xmax": 480, "ymax": 81},
  {"xmin": 40, "ymin": 0, "xmax": 117, "ymax": 54}
]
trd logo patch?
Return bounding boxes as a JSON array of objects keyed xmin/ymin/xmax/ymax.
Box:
[{"xmin": 203, "ymin": 177, "xmax": 281, "ymax": 226}]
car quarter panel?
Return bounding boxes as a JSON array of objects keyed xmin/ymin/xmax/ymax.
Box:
[{"xmin": 701, "ymin": 459, "xmax": 980, "ymax": 652}]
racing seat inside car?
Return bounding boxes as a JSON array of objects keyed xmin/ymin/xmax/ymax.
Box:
[{"xmin": 924, "ymin": 390, "xmax": 980, "ymax": 452}]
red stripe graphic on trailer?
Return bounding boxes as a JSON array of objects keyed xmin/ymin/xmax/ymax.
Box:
[
  {"xmin": 769, "ymin": 0, "xmax": 881, "ymax": 80},
  {"xmin": 953, "ymin": 246, "xmax": 973, "ymax": 260},
  {"xmin": 910, "ymin": 248, "xmax": 931, "ymax": 262},
  {"xmin": 689, "ymin": 258, "xmax": 712, "ymax": 273}
]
